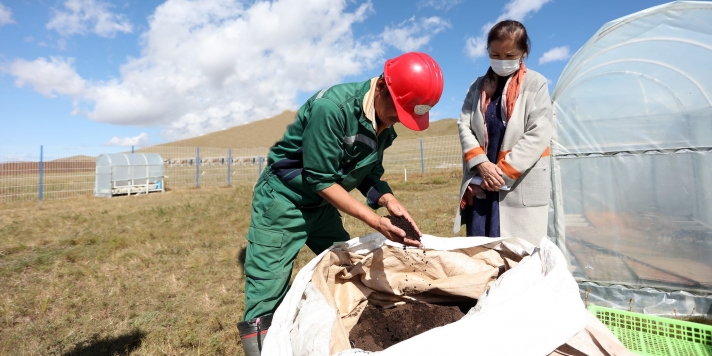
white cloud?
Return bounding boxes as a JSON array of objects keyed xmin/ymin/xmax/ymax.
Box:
[
  {"xmin": 417, "ymin": 0, "xmax": 463, "ymax": 11},
  {"xmin": 382, "ymin": 16, "xmax": 450, "ymax": 52},
  {"xmin": 104, "ymin": 133, "xmax": 149, "ymax": 147},
  {"xmin": 10, "ymin": 57, "xmax": 87, "ymax": 98},
  {"xmin": 0, "ymin": 2, "xmax": 14, "ymax": 26},
  {"xmin": 498, "ymin": 0, "xmax": 552, "ymax": 23},
  {"xmin": 465, "ymin": 37, "xmax": 487, "ymax": 59},
  {"xmin": 464, "ymin": 0, "xmax": 552, "ymax": 59},
  {"xmin": 539, "ymin": 46, "xmax": 570, "ymax": 64},
  {"xmin": 12, "ymin": 0, "xmax": 401, "ymax": 140},
  {"xmin": 47, "ymin": 0, "xmax": 132, "ymax": 37}
]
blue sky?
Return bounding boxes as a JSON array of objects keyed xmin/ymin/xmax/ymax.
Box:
[{"xmin": 0, "ymin": 0, "xmax": 674, "ymax": 152}]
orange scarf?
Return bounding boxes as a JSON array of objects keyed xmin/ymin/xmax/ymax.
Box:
[{"xmin": 479, "ymin": 62, "xmax": 527, "ymax": 151}]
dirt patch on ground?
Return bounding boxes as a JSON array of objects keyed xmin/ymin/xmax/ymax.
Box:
[{"xmin": 349, "ymin": 302, "xmax": 472, "ymax": 351}]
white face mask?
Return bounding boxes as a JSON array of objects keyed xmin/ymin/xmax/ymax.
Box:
[{"xmin": 490, "ymin": 58, "xmax": 521, "ymax": 76}]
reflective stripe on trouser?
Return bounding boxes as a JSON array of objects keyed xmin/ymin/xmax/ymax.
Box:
[{"xmin": 242, "ymin": 173, "xmax": 349, "ymax": 321}]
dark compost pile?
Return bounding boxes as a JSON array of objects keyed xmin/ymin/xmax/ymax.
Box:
[{"xmin": 349, "ymin": 302, "xmax": 472, "ymax": 351}]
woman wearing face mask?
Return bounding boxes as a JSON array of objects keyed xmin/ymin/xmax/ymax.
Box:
[{"xmin": 454, "ymin": 20, "xmax": 553, "ymax": 243}]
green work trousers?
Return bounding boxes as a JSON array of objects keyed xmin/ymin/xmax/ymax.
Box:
[{"xmin": 242, "ymin": 172, "xmax": 350, "ymax": 321}]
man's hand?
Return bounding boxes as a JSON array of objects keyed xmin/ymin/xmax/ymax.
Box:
[
  {"xmin": 476, "ymin": 162, "xmax": 505, "ymax": 191},
  {"xmin": 318, "ymin": 186, "xmax": 422, "ymax": 247},
  {"xmin": 374, "ymin": 216, "xmax": 422, "ymax": 247},
  {"xmin": 377, "ymin": 193, "xmax": 422, "ymax": 247}
]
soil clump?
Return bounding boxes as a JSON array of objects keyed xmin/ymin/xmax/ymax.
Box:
[
  {"xmin": 385, "ymin": 215, "xmax": 420, "ymax": 241},
  {"xmin": 349, "ymin": 302, "xmax": 469, "ymax": 351}
]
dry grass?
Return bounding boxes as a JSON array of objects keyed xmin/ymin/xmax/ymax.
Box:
[{"xmin": 0, "ymin": 171, "xmax": 463, "ymax": 355}]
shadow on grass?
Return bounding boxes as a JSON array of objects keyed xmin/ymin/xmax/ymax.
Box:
[
  {"xmin": 62, "ymin": 329, "xmax": 145, "ymax": 356},
  {"xmin": 237, "ymin": 245, "xmax": 247, "ymax": 269}
]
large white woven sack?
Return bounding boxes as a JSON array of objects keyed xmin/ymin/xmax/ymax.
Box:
[{"xmin": 262, "ymin": 235, "xmax": 616, "ymax": 356}]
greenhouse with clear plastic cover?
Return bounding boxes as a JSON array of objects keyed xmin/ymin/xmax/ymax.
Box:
[
  {"xmin": 94, "ymin": 153, "xmax": 165, "ymax": 197},
  {"xmin": 549, "ymin": 1, "xmax": 712, "ymax": 315}
]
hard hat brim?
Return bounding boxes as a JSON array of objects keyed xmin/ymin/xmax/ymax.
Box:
[{"xmin": 395, "ymin": 102, "xmax": 429, "ymax": 131}]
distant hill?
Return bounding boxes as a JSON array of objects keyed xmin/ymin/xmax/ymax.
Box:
[
  {"xmin": 157, "ymin": 110, "xmax": 458, "ymax": 149},
  {"xmin": 158, "ymin": 110, "xmax": 297, "ymax": 149},
  {"xmin": 392, "ymin": 118, "xmax": 458, "ymax": 141},
  {"xmin": 51, "ymin": 155, "xmax": 95, "ymax": 162}
]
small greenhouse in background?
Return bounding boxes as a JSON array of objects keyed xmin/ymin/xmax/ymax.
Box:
[
  {"xmin": 94, "ymin": 153, "xmax": 165, "ymax": 197},
  {"xmin": 550, "ymin": 1, "xmax": 712, "ymax": 315}
]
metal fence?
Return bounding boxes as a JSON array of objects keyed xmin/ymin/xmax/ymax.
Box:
[{"xmin": 0, "ymin": 135, "xmax": 461, "ymax": 203}]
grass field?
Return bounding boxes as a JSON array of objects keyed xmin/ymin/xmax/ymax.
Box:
[
  {"xmin": 0, "ymin": 164, "xmax": 265, "ymax": 204},
  {"xmin": 0, "ymin": 171, "xmax": 463, "ymax": 355}
]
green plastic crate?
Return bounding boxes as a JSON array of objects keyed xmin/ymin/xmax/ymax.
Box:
[{"xmin": 588, "ymin": 304, "xmax": 712, "ymax": 356}]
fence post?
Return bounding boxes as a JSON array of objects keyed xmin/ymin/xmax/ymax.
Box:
[
  {"xmin": 420, "ymin": 138, "xmax": 425, "ymax": 174},
  {"xmin": 131, "ymin": 145, "xmax": 134, "ymax": 154},
  {"xmin": 228, "ymin": 148, "xmax": 232, "ymax": 186},
  {"xmin": 39, "ymin": 145, "xmax": 44, "ymax": 201},
  {"xmin": 196, "ymin": 146, "xmax": 200, "ymax": 187},
  {"xmin": 258, "ymin": 156, "xmax": 264, "ymax": 177}
]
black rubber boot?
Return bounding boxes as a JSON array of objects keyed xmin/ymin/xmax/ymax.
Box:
[{"xmin": 237, "ymin": 314, "xmax": 273, "ymax": 356}]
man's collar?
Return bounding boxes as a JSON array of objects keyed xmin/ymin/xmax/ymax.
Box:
[{"xmin": 362, "ymin": 77, "xmax": 379, "ymax": 133}]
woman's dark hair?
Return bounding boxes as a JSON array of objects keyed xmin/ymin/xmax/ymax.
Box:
[
  {"xmin": 487, "ymin": 20, "xmax": 531, "ymax": 55},
  {"xmin": 484, "ymin": 20, "xmax": 531, "ymax": 82}
]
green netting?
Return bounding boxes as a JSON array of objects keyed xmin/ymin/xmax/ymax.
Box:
[{"xmin": 588, "ymin": 304, "xmax": 712, "ymax": 356}]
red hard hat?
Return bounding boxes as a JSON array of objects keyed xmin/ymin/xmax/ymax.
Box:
[{"xmin": 383, "ymin": 52, "xmax": 444, "ymax": 131}]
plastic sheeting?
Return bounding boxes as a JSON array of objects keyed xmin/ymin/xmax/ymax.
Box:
[
  {"xmin": 550, "ymin": 1, "xmax": 712, "ymax": 299},
  {"xmin": 579, "ymin": 283, "xmax": 712, "ymax": 317},
  {"xmin": 552, "ymin": 1, "xmax": 712, "ymax": 154}
]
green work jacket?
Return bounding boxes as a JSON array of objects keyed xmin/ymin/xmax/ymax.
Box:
[{"xmin": 266, "ymin": 79, "xmax": 396, "ymax": 209}]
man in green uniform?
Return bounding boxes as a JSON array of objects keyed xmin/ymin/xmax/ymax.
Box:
[{"xmin": 237, "ymin": 52, "xmax": 444, "ymax": 355}]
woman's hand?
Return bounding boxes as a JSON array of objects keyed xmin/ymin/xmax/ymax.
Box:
[
  {"xmin": 477, "ymin": 162, "xmax": 505, "ymax": 191},
  {"xmin": 461, "ymin": 184, "xmax": 486, "ymax": 209}
]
